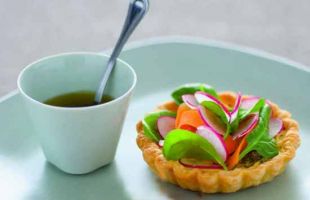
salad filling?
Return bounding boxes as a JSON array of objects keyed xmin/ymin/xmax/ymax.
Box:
[{"xmin": 142, "ymin": 83, "xmax": 283, "ymax": 170}]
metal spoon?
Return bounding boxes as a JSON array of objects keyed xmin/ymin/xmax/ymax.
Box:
[{"xmin": 94, "ymin": 0, "xmax": 149, "ymax": 104}]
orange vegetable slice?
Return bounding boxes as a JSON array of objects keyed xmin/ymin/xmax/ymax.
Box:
[
  {"xmin": 224, "ymin": 135, "xmax": 239, "ymax": 155},
  {"xmin": 177, "ymin": 110, "xmax": 205, "ymax": 129},
  {"xmin": 175, "ymin": 103, "xmax": 191, "ymax": 128},
  {"xmin": 227, "ymin": 136, "xmax": 247, "ymax": 170}
]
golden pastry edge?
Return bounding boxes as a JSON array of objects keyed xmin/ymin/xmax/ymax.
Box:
[{"xmin": 136, "ymin": 92, "xmax": 300, "ymax": 193}]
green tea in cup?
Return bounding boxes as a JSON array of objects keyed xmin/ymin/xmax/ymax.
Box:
[{"xmin": 44, "ymin": 91, "xmax": 114, "ymax": 107}]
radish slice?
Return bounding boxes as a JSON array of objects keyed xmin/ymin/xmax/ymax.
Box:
[
  {"xmin": 196, "ymin": 125, "xmax": 228, "ymax": 161},
  {"xmin": 182, "ymin": 94, "xmax": 199, "ymax": 109},
  {"xmin": 158, "ymin": 140, "xmax": 164, "ymax": 147},
  {"xmin": 269, "ymin": 118, "xmax": 283, "ymax": 138},
  {"xmin": 198, "ymin": 106, "xmax": 226, "ymax": 135},
  {"xmin": 241, "ymin": 96, "xmax": 271, "ymax": 110},
  {"xmin": 157, "ymin": 116, "xmax": 176, "ymax": 139},
  {"xmin": 231, "ymin": 113, "xmax": 259, "ymax": 139},
  {"xmin": 179, "ymin": 158, "xmax": 222, "ymax": 169},
  {"xmin": 230, "ymin": 92, "xmax": 242, "ymax": 122},
  {"xmin": 195, "ymin": 91, "xmax": 230, "ymax": 120},
  {"xmin": 241, "ymin": 96, "xmax": 260, "ymax": 110}
]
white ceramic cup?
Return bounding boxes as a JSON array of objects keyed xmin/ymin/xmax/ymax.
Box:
[{"xmin": 17, "ymin": 52, "xmax": 136, "ymax": 174}]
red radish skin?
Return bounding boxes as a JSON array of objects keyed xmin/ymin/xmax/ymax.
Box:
[
  {"xmin": 230, "ymin": 92, "xmax": 242, "ymax": 122},
  {"xmin": 196, "ymin": 125, "xmax": 228, "ymax": 161},
  {"xmin": 157, "ymin": 116, "xmax": 176, "ymax": 139},
  {"xmin": 269, "ymin": 118, "xmax": 283, "ymax": 138},
  {"xmin": 198, "ymin": 106, "xmax": 226, "ymax": 136},
  {"xmin": 195, "ymin": 91, "xmax": 230, "ymax": 120},
  {"xmin": 179, "ymin": 159, "xmax": 222, "ymax": 169},
  {"xmin": 232, "ymin": 113, "xmax": 259, "ymax": 139},
  {"xmin": 182, "ymin": 94, "xmax": 199, "ymax": 109}
]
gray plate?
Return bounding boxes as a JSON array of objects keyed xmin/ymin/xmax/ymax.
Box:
[{"xmin": 0, "ymin": 38, "xmax": 309, "ymax": 200}]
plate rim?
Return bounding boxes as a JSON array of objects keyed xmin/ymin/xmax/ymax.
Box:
[
  {"xmin": 0, "ymin": 89, "xmax": 19, "ymax": 103},
  {"xmin": 123, "ymin": 36, "xmax": 310, "ymax": 73},
  {"xmin": 1, "ymin": 37, "xmax": 309, "ymax": 103}
]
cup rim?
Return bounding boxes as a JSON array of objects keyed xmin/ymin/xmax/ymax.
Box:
[{"xmin": 17, "ymin": 52, "xmax": 137, "ymax": 111}]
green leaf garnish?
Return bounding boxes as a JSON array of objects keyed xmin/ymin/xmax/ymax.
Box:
[
  {"xmin": 142, "ymin": 110, "xmax": 176, "ymax": 142},
  {"xmin": 224, "ymin": 122, "xmax": 232, "ymax": 139},
  {"xmin": 200, "ymin": 101, "xmax": 229, "ymax": 124},
  {"xmin": 253, "ymin": 135, "xmax": 278, "ymax": 158},
  {"xmin": 239, "ymin": 99, "xmax": 265, "ymax": 120},
  {"xmin": 230, "ymin": 114, "xmax": 240, "ymax": 131},
  {"xmin": 163, "ymin": 129, "xmax": 227, "ymax": 170},
  {"xmin": 229, "ymin": 99, "xmax": 264, "ymax": 139},
  {"xmin": 201, "ymin": 101, "xmax": 230, "ymax": 138},
  {"xmin": 171, "ymin": 83, "xmax": 218, "ymax": 105},
  {"xmin": 239, "ymin": 104, "xmax": 278, "ymax": 159}
]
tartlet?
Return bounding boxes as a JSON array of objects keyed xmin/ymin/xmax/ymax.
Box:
[{"xmin": 136, "ymin": 89, "xmax": 300, "ymax": 193}]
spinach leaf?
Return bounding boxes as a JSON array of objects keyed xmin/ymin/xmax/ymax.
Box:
[
  {"xmin": 163, "ymin": 129, "xmax": 227, "ymax": 169},
  {"xmin": 201, "ymin": 101, "xmax": 229, "ymax": 124},
  {"xmin": 239, "ymin": 98, "xmax": 265, "ymax": 120},
  {"xmin": 239, "ymin": 104, "xmax": 278, "ymax": 159},
  {"xmin": 201, "ymin": 101, "xmax": 230, "ymax": 138},
  {"xmin": 225, "ymin": 99, "xmax": 264, "ymax": 138},
  {"xmin": 171, "ymin": 83, "xmax": 218, "ymax": 105},
  {"xmin": 227, "ymin": 115, "xmax": 239, "ymax": 138},
  {"xmin": 224, "ymin": 124, "xmax": 232, "ymax": 139},
  {"xmin": 142, "ymin": 110, "xmax": 176, "ymax": 142},
  {"xmin": 253, "ymin": 135, "xmax": 278, "ymax": 158}
]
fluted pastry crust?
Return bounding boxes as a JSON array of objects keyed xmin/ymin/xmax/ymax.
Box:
[{"xmin": 136, "ymin": 92, "xmax": 300, "ymax": 193}]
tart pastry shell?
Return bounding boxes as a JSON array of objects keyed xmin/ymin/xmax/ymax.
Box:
[{"xmin": 136, "ymin": 92, "xmax": 300, "ymax": 193}]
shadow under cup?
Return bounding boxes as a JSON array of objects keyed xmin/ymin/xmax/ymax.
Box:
[{"xmin": 17, "ymin": 53, "xmax": 137, "ymax": 174}]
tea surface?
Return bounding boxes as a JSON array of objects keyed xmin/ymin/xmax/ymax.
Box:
[{"xmin": 44, "ymin": 91, "xmax": 114, "ymax": 107}]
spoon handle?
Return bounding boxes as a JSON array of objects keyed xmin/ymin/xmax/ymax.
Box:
[{"xmin": 95, "ymin": 0, "xmax": 149, "ymax": 103}]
